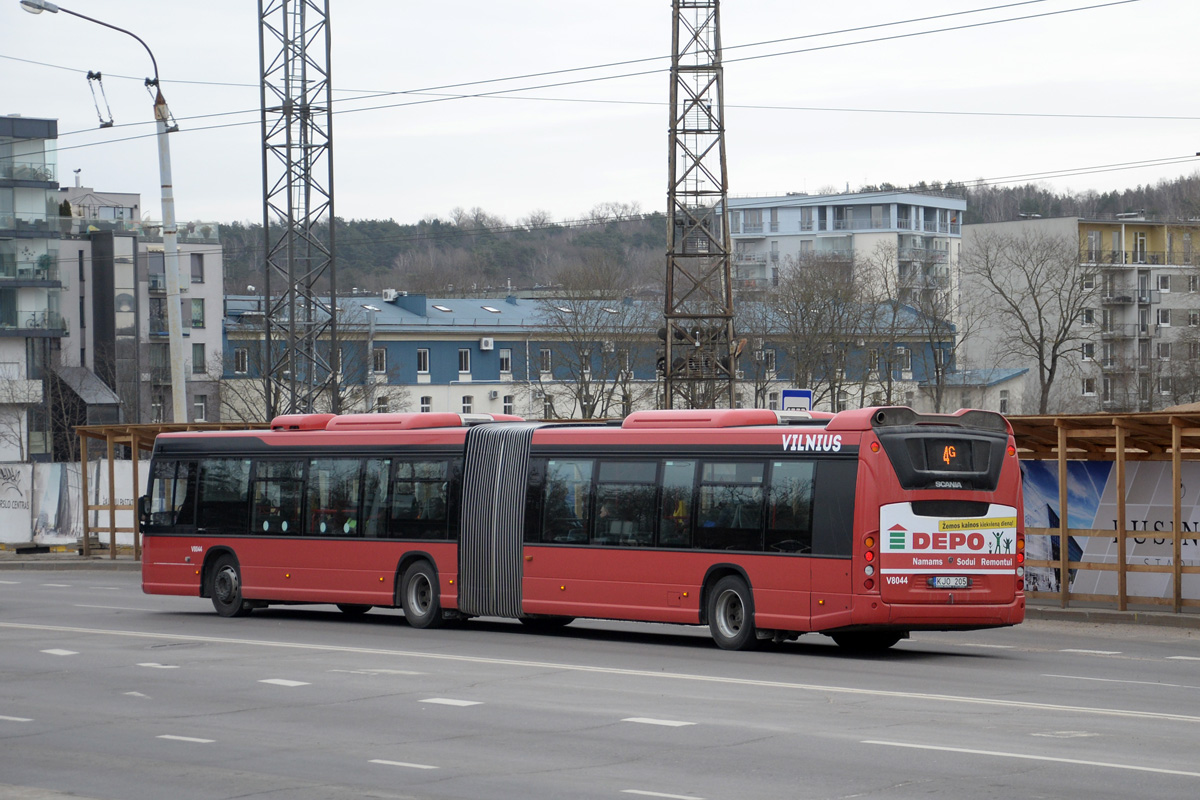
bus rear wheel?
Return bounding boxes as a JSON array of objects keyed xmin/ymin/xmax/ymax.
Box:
[
  {"xmin": 708, "ymin": 575, "xmax": 758, "ymax": 651},
  {"xmin": 401, "ymin": 561, "xmax": 444, "ymax": 629},
  {"xmin": 830, "ymin": 632, "xmax": 904, "ymax": 653},
  {"xmin": 210, "ymin": 555, "xmax": 252, "ymax": 618}
]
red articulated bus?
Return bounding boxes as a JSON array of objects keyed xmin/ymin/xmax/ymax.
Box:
[{"xmin": 140, "ymin": 406, "xmax": 1025, "ymax": 651}]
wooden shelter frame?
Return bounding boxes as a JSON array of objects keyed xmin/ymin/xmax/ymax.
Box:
[
  {"xmin": 1010, "ymin": 411, "xmax": 1200, "ymax": 613},
  {"xmin": 75, "ymin": 423, "xmax": 267, "ymax": 559}
]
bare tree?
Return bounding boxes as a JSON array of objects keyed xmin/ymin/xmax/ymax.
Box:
[{"xmin": 961, "ymin": 230, "xmax": 1096, "ymax": 414}]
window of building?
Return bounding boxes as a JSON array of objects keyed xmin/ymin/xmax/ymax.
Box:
[
  {"xmin": 1190, "ymin": 310, "xmax": 1200, "ymax": 327},
  {"xmin": 191, "ymin": 298, "xmax": 205, "ymax": 328},
  {"xmin": 1158, "ymin": 341, "xmax": 1171, "ymax": 360},
  {"xmin": 999, "ymin": 390, "xmax": 1009, "ymax": 414},
  {"xmin": 1081, "ymin": 273, "xmax": 1095, "ymax": 291},
  {"xmin": 458, "ymin": 348, "xmax": 470, "ymax": 373},
  {"xmin": 416, "ymin": 348, "xmax": 429, "ymax": 373},
  {"xmin": 193, "ymin": 394, "xmax": 208, "ymax": 422},
  {"xmin": 420, "ymin": 396, "xmax": 432, "ymax": 413},
  {"xmin": 1081, "ymin": 308, "xmax": 1096, "ymax": 327},
  {"xmin": 1159, "ymin": 376, "xmax": 1172, "ymax": 395},
  {"xmin": 372, "ymin": 347, "xmax": 386, "ymax": 373},
  {"xmin": 1082, "ymin": 377, "xmax": 1096, "ymax": 396},
  {"xmin": 499, "ymin": 348, "xmax": 512, "ymax": 373},
  {"xmin": 1158, "ymin": 274, "xmax": 1171, "ymax": 292},
  {"xmin": 375, "ymin": 396, "xmax": 389, "ymax": 413},
  {"xmin": 233, "ymin": 347, "xmax": 248, "ymax": 374},
  {"xmin": 1191, "ymin": 342, "xmax": 1200, "ymax": 361},
  {"xmin": 151, "ymin": 397, "xmax": 164, "ymax": 423},
  {"xmin": 1191, "ymin": 275, "xmax": 1200, "ymax": 293},
  {"xmin": 461, "ymin": 395, "xmax": 473, "ymax": 414},
  {"xmin": 1081, "ymin": 342, "xmax": 1095, "ymax": 361},
  {"xmin": 1158, "ymin": 308, "xmax": 1172, "ymax": 327},
  {"xmin": 192, "ymin": 343, "xmax": 206, "ymax": 374},
  {"xmin": 768, "ymin": 391, "xmax": 779, "ymax": 411},
  {"xmin": 895, "ymin": 347, "xmax": 912, "ymax": 371},
  {"xmin": 762, "ymin": 349, "xmax": 776, "ymax": 372},
  {"xmin": 190, "ymin": 253, "xmax": 204, "ymax": 283},
  {"xmin": 503, "ymin": 395, "xmax": 514, "ymax": 415},
  {"xmin": 540, "ymin": 348, "xmax": 552, "ymax": 373}
]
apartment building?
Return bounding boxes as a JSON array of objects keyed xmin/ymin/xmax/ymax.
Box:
[
  {"xmin": 962, "ymin": 215, "xmax": 1200, "ymax": 413},
  {"xmin": 725, "ymin": 189, "xmax": 966, "ymax": 311},
  {"xmin": 1, "ymin": 114, "xmax": 224, "ymax": 460}
]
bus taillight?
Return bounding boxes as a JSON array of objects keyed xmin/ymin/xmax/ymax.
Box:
[
  {"xmin": 1016, "ymin": 532, "xmax": 1026, "ymax": 585},
  {"xmin": 863, "ymin": 533, "xmax": 878, "ymax": 590}
]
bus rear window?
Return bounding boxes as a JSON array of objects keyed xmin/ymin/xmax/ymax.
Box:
[{"xmin": 878, "ymin": 430, "xmax": 1006, "ymax": 491}]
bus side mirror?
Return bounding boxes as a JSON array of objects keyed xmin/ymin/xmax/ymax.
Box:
[{"xmin": 138, "ymin": 495, "xmax": 151, "ymax": 525}]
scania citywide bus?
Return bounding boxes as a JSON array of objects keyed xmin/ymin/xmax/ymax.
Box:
[{"xmin": 140, "ymin": 407, "xmax": 1025, "ymax": 651}]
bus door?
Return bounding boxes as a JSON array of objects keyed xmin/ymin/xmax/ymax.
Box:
[{"xmin": 808, "ymin": 459, "xmax": 858, "ymax": 629}]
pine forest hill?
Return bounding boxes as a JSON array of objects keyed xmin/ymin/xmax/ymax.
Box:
[{"xmin": 218, "ymin": 174, "xmax": 1200, "ymax": 297}]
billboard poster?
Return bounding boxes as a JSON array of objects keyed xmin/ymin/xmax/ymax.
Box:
[
  {"xmin": 0, "ymin": 463, "xmax": 33, "ymax": 544},
  {"xmin": 1022, "ymin": 460, "xmax": 1200, "ymax": 600}
]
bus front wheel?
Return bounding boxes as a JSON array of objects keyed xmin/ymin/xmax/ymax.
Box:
[
  {"xmin": 708, "ymin": 575, "xmax": 758, "ymax": 651},
  {"xmin": 401, "ymin": 561, "xmax": 444, "ymax": 629},
  {"xmin": 210, "ymin": 555, "xmax": 252, "ymax": 618}
]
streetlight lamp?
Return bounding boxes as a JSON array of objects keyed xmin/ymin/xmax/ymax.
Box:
[
  {"xmin": 361, "ymin": 304, "xmax": 381, "ymax": 413},
  {"xmin": 21, "ymin": 0, "xmax": 189, "ymax": 424}
]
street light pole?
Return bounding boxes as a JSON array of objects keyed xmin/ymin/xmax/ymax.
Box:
[{"xmin": 21, "ymin": 0, "xmax": 189, "ymax": 424}]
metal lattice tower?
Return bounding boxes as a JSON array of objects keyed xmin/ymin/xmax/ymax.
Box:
[
  {"xmin": 259, "ymin": 0, "xmax": 339, "ymax": 415},
  {"xmin": 663, "ymin": 0, "xmax": 736, "ymax": 409}
]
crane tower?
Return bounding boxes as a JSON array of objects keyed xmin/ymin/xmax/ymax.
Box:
[{"xmin": 663, "ymin": 0, "xmax": 737, "ymax": 409}]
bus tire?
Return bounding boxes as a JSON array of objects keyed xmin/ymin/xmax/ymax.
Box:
[
  {"xmin": 401, "ymin": 561, "xmax": 444, "ymax": 629},
  {"xmin": 336, "ymin": 604, "xmax": 371, "ymax": 617},
  {"xmin": 831, "ymin": 632, "xmax": 904, "ymax": 653},
  {"xmin": 708, "ymin": 575, "xmax": 758, "ymax": 651},
  {"xmin": 210, "ymin": 555, "xmax": 252, "ymax": 618}
]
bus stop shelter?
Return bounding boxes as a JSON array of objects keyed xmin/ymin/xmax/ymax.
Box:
[{"xmin": 1009, "ymin": 407, "xmax": 1200, "ymax": 613}]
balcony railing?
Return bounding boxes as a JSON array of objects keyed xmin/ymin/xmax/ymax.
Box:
[
  {"xmin": 0, "ymin": 212, "xmax": 57, "ymax": 233},
  {"xmin": 0, "ymin": 160, "xmax": 55, "ymax": 182},
  {"xmin": 1084, "ymin": 249, "xmax": 1200, "ymax": 267},
  {"xmin": 58, "ymin": 217, "xmax": 222, "ymax": 243},
  {"xmin": 1100, "ymin": 323, "xmax": 1138, "ymax": 338},
  {"xmin": 0, "ymin": 309, "xmax": 65, "ymax": 332}
]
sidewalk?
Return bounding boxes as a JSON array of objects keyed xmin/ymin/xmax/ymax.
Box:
[{"xmin": 1, "ymin": 550, "xmax": 1198, "ymax": 629}]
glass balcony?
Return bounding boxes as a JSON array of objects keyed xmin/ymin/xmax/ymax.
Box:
[
  {"xmin": 0, "ymin": 308, "xmax": 65, "ymax": 332},
  {"xmin": 0, "ymin": 211, "xmax": 58, "ymax": 234},
  {"xmin": 0, "ymin": 160, "xmax": 55, "ymax": 182}
]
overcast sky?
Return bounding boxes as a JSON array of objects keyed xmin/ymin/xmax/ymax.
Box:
[{"xmin": 3, "ymin": 0, "xmax": 1197, "ymax": 226}]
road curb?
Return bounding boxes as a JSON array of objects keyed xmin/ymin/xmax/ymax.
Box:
[{"xmin": 1025, "ymin": 605, "xmax": 1200, "ymax": 630}]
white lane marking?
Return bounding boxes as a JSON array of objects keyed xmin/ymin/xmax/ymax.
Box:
[
  {"xmin": 1168, "ymin": 656, "xmax": 1200, "ymax": 661},
  {"xmin": 622, "ymin": 791, "xmax": 705, "ymax": 800},
  {"xmin": 623, "ymin": 717, "xmax": 696, "ymax": 728},
  {"xmin": 92, "ymin": 586, "xmax": 120, "ymax": 591},
  {"xmin": 1030, "ymin": 731, "xmax": 1099, "ymax": 738},
  {"xmin": 1043, "ymin": 673, "xmax": 1200, "ymax": 690},
  {"xmin": 0, "ymin": 715, "xmax": 33, "ymax": 722},
  {"xmin": 3, "ymin": 622, "xmax": 1197, "ymax": 724},
  {"xmin": 864, "ymin": 739, "xmax": 1200, "ymax": 778},
  {"xmin": 960, "ymin": 643, "xmax": 1015, "ymax": 649},
  {"xmin": 0, "ymin": 580, "xmax": 20, "ymax": 585},
  {"xmin": 259, "ymin": 679, "xmax": 310, "ymax": 687},
  {"xmin": 420, "ymin": 698, "xmax": 481, "ymax": 707},
  {"xmin": 40, "ymin": 649, "xmax": 78, "ymax": 656},
  {"xmin": 157, "ymin": 735, "xmax": 214, "ymax": 744},
  {"xmin": 329, "ymin": 668, "xmax": 423, "ymax": 676},
  {"xmin": 41, "ymin": 583, "xmax": 71, "ymax": 588},
  {"xmin": 1060, "ymin": 649, "xmax": 1122, "ymax": 655},
  {"xmin": 137, "ymin": 663, "xmax": 180, "ymax": 670},
  {"xmin": 369, "ymin": 759, "xmax": 439, "ymax": 770},
  {"xmin": 74, "ymin": 604, "xmax": 153, "ymax": 612},
  {"xmin": 125, "ymin": 692, "xmax": 148, "ymax": 698}
]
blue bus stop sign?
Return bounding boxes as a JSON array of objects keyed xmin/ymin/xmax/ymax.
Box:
[{"xmin": 781, "ymin": 388, "xmax": 812, "ymax": 411}]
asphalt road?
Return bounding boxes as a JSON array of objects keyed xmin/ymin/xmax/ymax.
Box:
[{"xmin": 1, "ymin": 572, "xmax": 1198, "ymax": 800}]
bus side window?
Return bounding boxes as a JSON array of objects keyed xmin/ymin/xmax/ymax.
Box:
[
  {"xmin": 388, "ymin": 460, "xmax": 449, "ymax": 540},
  {"xmin": 195, "ymin": 459, "xmax": 251, "ymax": 535},
  {"xmin": 658, "ymin": 461, "xmax": 695, "ymax": 548},
  {"xmin": 766, "ymin": 461, "xmax": 814, "ymax": 553},
  {"xmin": 695, "ymin": 461, "xmax": 765, "ymax": 552},
  {"xmin": 361, "ymin": 458, "xmax": 390, "ymax": 538},
  {"xmin": 593, "ymin": 461, "xmax": 657, "ymax": 547},
  {"xmin": 307, "ymin": 458, "xmax": 363, "ymax": 537},
  {"xmin": 524, "ymin": 459, "xmax": 546, "ymax": 543},
  {"xmin": 251, "ymin": 460, "xmax": 305, "ymax": 535},
  {"xmin": 543, "ymin": 459, "xmax": 593, "ymax": 544},
  {"xmin": 812, "ymin": 460, "xmax": 858, "ymax": 557}
]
